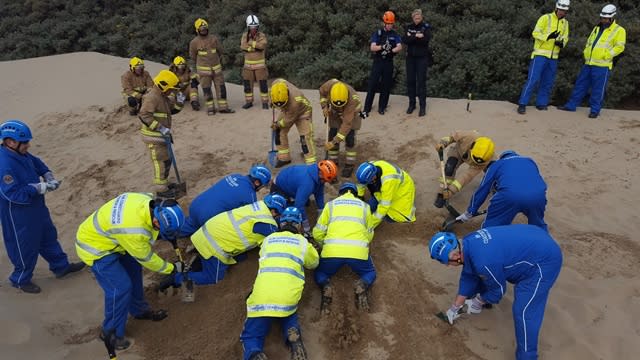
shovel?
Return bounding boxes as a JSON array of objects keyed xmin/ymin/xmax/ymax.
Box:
[
  {"xmin": 268, "ymin": 108, "xmax": 278, "ymax": 167},
  {"xmin": 164, "ymin": 136, "xmax": 187, "ymax": 199},
  {"xmin": 441, "ymin": 209, "xmax": 487, "ymax": 232}
]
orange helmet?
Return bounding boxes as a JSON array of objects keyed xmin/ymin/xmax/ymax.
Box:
[
  {"xmin": 383, "ymin": 11, "xmax": 395, "ymax": 24},
  {"xmin": 318, "ymin": 160, "xmax": 338, "ymax": 183}
]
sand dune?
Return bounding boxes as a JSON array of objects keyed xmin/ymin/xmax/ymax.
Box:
[{"xmin": 1, "ymin": 52, "xmax": 639, "ymax": 359}]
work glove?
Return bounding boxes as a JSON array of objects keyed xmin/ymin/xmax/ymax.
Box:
[
  {"xmin": 442, "ymin": 189, "xmax": 452, "ymax": 200},
  {"xmin": 547, "ymin": 31, "xmax": 560, "ymax": 40},
  {"xmin": 157, "ymin": 125, "xmax": 171, "ymax": 137},
  {"xmin": 190, "ymin": 78, "xmax": 199, "ymax": 89},
  {"xmin": 176, "ymin": 92, "xmax": 186, "ymax": 104},
  {"xmin": 465, "ymin": 294, "xmax": 484, "ymax": 314},
  {"xmin": 456, "ymin": 211, "xmax": 473, "ymax": 223},
  {"xmin": 322, "ymin": 106, "xmax": 330, "ymax": 119},
  {"xmin": 324, "ymin": 141, "xmax": 335, "ymax": 151},
  {"xmin": 43, "ymin": 172, "xmax": 61, "ymax": 191},
  {"xmin": 434, "ymin": 141, "xmax": 447, "ymax": 152},
  {"xmin": 555, "ymin": 39, "xmax": 565, "ymax": 48},
  {"xmin": 270, "ymin": 123, "xmax": 279, "ymax": 130},
  {"xmin": 446, "ymin": 303, "xmax": 464, "ymax": 325},
  {"xmin": 29, "ymin": 182, "xmax": 49, "ymax": 195}
]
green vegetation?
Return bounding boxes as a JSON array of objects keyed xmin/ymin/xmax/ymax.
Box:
[{"xmin": 1, "ymin": 0, "xmax": 637, "ymax": 107}]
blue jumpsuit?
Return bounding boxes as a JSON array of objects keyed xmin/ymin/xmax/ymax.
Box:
[
  {"xmin": 179, "ymin": 174, "xmax": 257, "ymax": 237},
  {"xmin": 0, "ymin": 146, "xmax": 70, "ymax": 286},
  {"xmin": 458, "ymin": 225, "xmax": 563, "ymax": 360},
  {"xmin": 468, "ymin": 154, "xmax": 547, "ymax": 230},
  {"xmin": 271, "ymin": 164, "xmax": 324, "ymax": 222}
]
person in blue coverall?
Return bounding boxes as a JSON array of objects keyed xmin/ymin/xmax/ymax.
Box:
[
  {"xmin": 179, "ymin": 164, "xmax": 272, "ymax": 237},
  {"xmin": 0, "ymin": 120, "xmax": 85, "ymax": 294},
  {"xmin": 456, "ymin": 150, "xmax": 548, "ymax": 231},
  {"xmin": 269, "ymin": 160, "xmax": 338, "ymax": 234},
  {"xmin": 429, "ymin": 225, "xmax": 563, "ymax": 360}
]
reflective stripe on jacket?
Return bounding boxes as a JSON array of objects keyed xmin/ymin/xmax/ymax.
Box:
[
  {"xmin": 531, "ymin": 12, "xmax": 569, "ymax": 59},
  {"xmin": 75, "ymin": 192, "xmax": 172, "ymax": 274},
  {"xmin": 139, "ymin": 86, "xmax": 172, "ymax": 138},
  {"xmin": 583, "ymin": 21, "xmax": 626, "ymax": 69},
  {"xmin": 190, "ymin": 200, "xmax": 277, "ymax": 264},
  {"xmin": 246, "ymin": 231, "xmax": 319, "ymax": 318},
  {"xmin": 313, "ymin": 192, "xmax": 374, "ymax": 260}
]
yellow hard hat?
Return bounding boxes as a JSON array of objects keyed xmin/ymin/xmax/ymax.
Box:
[
  {"xmin": 194, "ymin": 18, "xmax": 208, "ymax": 31},
  {"xmin": 330, "ymin": 82, "xmax": 348, "ymax": 108},
  {"xmin": 173, "ymin": 56, "xmax": 186, "ymax": 66},
  {"xmin": 270, "ymin": 82, "xmax": 289, "ymax": 108},
  {"xmin": 154, "ymin": 70, "xmax": 179, "ymax": 93},
  {"xmin": 129, "ymin": 57, "xmax": 144, "ymax": 70},
  {"xmin": 469, "ymin": 137, "xmax": 495, "ymax": 165}
]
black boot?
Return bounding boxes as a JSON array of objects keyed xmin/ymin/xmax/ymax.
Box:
[
  {"xmin": 275, "ymin": 159, "xmax": 291, "ymax": 168},
  {"xmin": 406, "ymin": 104, "xmax": 415, "ymax": 114},
  {"xmin": 262, "ymin": 103, "xmax": 270, "ymax": 110},
  {"xmin": 242, "ymin": 102, "xmax": 253, "ymax": 109},
  {"xmin": 419, "ymin": 106, "xmax": 426, "ymax": 117},
  {"xmin": 191, "ymin": 100, "xmax": 200, "ymax": 111},
  {"xmin": 341, "ymin": 164, "xmax": 354, "ymax": 178},
  {"xmin": 55, "ymin": 262, "xmax": 86, "ymax": 278},
  {"xmin": 433, "ymin": 193, "xmax": 445, "ymax": 208},
  {"xmin": 517, "ymin": 105, "xmax": 526, "ymax": 114}
]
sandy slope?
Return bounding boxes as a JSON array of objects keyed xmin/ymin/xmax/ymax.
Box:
[{"xmin": 0, "ymin": 52, "xmax": 639, "ymax": 359}]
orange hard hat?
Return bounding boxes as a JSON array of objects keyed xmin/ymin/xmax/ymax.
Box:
[
  {"xmin": 318, "ymin": 160, "xmax": 338, "ymax": 183},
  {"xmin": 383, "ymin": 11, "xmax": 395, "ymax": 24}
]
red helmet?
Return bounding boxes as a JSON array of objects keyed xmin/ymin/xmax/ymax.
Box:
[
  {"xmin": 383, "ymin": 11, "xmax": 395, "ymax": 24},
  {"xmin": 318, "ymin": 160, "xmax": 338, "ymax": 183}
]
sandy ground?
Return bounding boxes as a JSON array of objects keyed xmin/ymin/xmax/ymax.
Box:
[{"xmin": 1, "ymin": 52, "xmax": 639, "ymax": 359}]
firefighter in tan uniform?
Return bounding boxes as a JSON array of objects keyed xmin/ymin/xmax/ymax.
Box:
[
  {"xmin": 270, "ymin": 79, "xmax": 317, "ymax": 168},
  {"xmin": 121, "ymin": 57, "xmax": 153, "ymax": 116},
  {"xmin": 241, "ymin": 15, "xmax": 269, "ymax": 110},
  {"xmin": 433, "ymin": 131, "xmax": 495, "ymax": 208},
  {"xmin": 189, "ymin": 18, "xmax": 234, "ymax": 115},
  {"xmin": 168, "ymin": 56, "xmax": 199, "ymax": 112},
  {"xmin": 138, "ymin": 70, "xmax": 181, "ymax": 197},
  {"xmin": 320, "ymin": 79, "xmax": 365, "ymax": 178}
]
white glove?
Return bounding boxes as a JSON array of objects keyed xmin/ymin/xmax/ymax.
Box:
[
  {"xmin": 158, "ymin": 125, "xmax": 171, "ymax": 136},
  {"xmin": 456, "ymin": 211, "xmax": 473, "ymax": 222},
  {"xmin": 465, "ymin": 295, "xmax": 484, "ymax": 314},
  {"xmin": 43, "ymin": 172, "xmax": 61, "ymax": 191},
  {"xmin": 302, "ymin": 219, "xmax": 311, "ymax": 233},
  {"xmin": 176, "ymin": 92, "xmax": 186, "ymax": 104},
  {"xmin": 446, "ymin": 303, "xmax": 463, "ymax": 325},
  {"xmin": 30, "ymin": 182, "xmax": 48, "ymax": 195}
]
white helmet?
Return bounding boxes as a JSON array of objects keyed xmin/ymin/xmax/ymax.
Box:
[
  {"xmin": 600, "ymin": 4, "xmax": 616, "ymax": 18},
  {"xmin": 246, "ymin": 15, "xmax": 259, "ymax": 27},
  {"xmin": 556, "ymin": 0, "xmax": 570, "ymax": 10}
]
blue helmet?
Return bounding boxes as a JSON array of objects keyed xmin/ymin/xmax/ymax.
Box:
[
  {"xmin": 280, "ymin": 206, "xmax": 302, "ymax": 224},
  {"xmin": 0, "ymin": 120, "xmax": 32, "ymax": 142},
  {"xmin": 429, "ymin": 232, "xmax": 458, "ymax": 264},
  {"xmin": 153, "ymin": 203, "xmax": 185, "ymax": 241},
  {"xmin": 499, "ymin": 150, "xmax": 518, "ymax": 159},
  {"xmin": 263, "ymin": 193, "xmax": 287, "ymax": 214},
  {"xmin": 338, "ymin": 182, "xmax": 358, "ymax": 195},
  {"xmin": 355, "ymin": 162, "xmax": 377, "ymax": 184},
  {"xmin": 249, "ymin": 164, "xmax": 272, "ymax": 187}
]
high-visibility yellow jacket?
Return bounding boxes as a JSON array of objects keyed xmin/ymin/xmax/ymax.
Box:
[
  {"xmin": 312, "ymin": 192, "xmax": 374, "ymax": 260},
  {"xmin": 190, "ymin": 200, "xmax": 277, "ymax": 265},
  {"xmin": 75, "ymin": 193, "xmax": 173, "ymax": 274},
  {"xmin": 531, "ymin": 12, "xmax": 569, "ymax": 59},
  {"xmin": 583, "ymin": 21, "xmax": 626, "ymax": 69},
  {"xmin": 246, "ymin": 230, "xmax": 319, "ymax": 318},
  {"xmin": 357, "ymin": 160, "xmax": 416, "ymax": 228}
]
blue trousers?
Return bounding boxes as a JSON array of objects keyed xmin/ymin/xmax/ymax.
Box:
[
  {"xmin": 564, "ymin": 65, "xmax": 610, "ymax": 115},
  {"xmin": 482, "ymin": 193, "xmax": 548, "ymax": 231},
  {"xmin": 240, "ymin": 313, "xmax": 300, "ymax": 360},
  {"xmin": 511, "ymin": 258, "xmax": 562, "ymax": 360},
  {"xmin": 91, "ymin": 253, "xmax": 150, "ymax": 338},
  {"xmin": 364, "ymin": 59, "xmax": 394, "ymax": 112},
  {"xmin": 186, "ymin": 255, "xmax": 229, "ymax": 285},
  {"xmin": 2, "ymin": 210, "xmax": 69, "ymax": 286},
  {"xmin": 314, "ymin": 256, "xmax": 376, "ymax": 287},
  {"xmin": 518, "ymin": 56, "xmax": 558, "ymax": 107}
]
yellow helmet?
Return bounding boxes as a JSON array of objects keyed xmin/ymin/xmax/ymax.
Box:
[
  {"xmin": 173, "ymin": 56, "xmax": 186, "ymax": 66},
  {"xmin": 194, "ymin": 18, "xmax": 208, "ymax": 31},
  {"xmin": 469, "ymin": 137, "xmax": 495, "ymax": 165},
  {"xmin": 270, "ymin": 82, "xmax": 289, "ymax": 108},
  {"xmin": 154, "ymin": 70, "xmax": 179, "ymax": 93},
  {"xmin": 129, "ymin": 57, "xmax": 144, "ymax": 71},
  {"xmin": 330, "ymin": 82, "xmax": 348, "ymax": 108}
]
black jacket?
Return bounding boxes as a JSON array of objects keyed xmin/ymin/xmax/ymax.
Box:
[{"xmin": 402, "ymin": 22, "xmax": 432, "ymax": 58}]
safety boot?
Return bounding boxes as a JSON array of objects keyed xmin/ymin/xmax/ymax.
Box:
[
  {"xmin": 262, "ymin": 103, "xmax": 270, "ymax": 110},
  {"xmin": 433, "ymin": 193, "xmax": 445, "ymax": 208},
  {"xmin": 100, "ymin": 330, "xmax": 132, "ymax": 351},
  {"xmin": 249, "ymin": 352, "xmax": 268, "ymax": 360},
  {"xmin": 341, "ymin": 164, "xmax": 354, "ymax": 178},
  {"xmin": 242, "ymin": 102, "xmax": 253, "ymax": 109},
  {"xmin": 354, "ymin": 279, "xmax": 370, "ymax": 312},
  {"xmin": 517, "ymin": 105, "xmax": 526, "ymax": 114},
  {"xmin": 406, "ymin": 104, "xmax": 415, "ymax": 114},
  {"xmin": 191, "ymin": 100, "xmax": 200, "ymax": 111},
  {"xmin": 129, "ymin": 108, "xmax": 138, "ymax": 116},
  {"xmin": 207, "ymin": 108, "xmax": 216, "ymax": 116},
  {"xmin": 320, "ymin": 283, "xmax": 333, "ymax": 315},
  {"xmin": 287, "ymin": 328, "xmax": 308, "ymax": 360},
  {"xmin": 156, "ymin": 188, "xmax": 177, "ymax": 200},
  {"xmin": 219, "ymin": 108, "xmax": 235, "ymax": 114},
  {"xmin": 419, "ymin": 106, "xmax": 426, "ymax": 117},
  {"xmin": 55, "ymin": 262, "xmax": 86, "ymax": 279},
  {"xmin": 275, "ymin": 159, "xmax": 291, "ymax": 168},
  {"xmin": 16, "ymin": 282, "xmax": 41, "ymax": 294}
]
